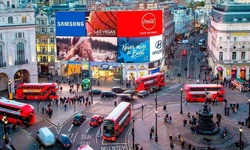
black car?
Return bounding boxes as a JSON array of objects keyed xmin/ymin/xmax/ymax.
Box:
[
  {"xmin": 123, "ymin": 90, "xmax": 136, "ymax": 95},
  {"xmin": 120, "ymin": 94, "xmax": 133, "ymax": 101},
  {"xmin": 73, "ymin": 113, "xmax": 86, "ymax": 125},
  {"xmin": 112, "ymin": 87, "xmax": 125, "ymax": 93},
  {"xmin": 150, "ymin": 86, "xmax": 162, "ymax": 93},
  {"xmin": 101, "ymin": 91, "xmax": 117, "ymax": 98},
  {"xmin": 57, "ymin": 134, "xmax": 72, "ymax": 149},
  {"xmin": 89, "ymin": 89, "xmax": 102, "ymax": 95}
]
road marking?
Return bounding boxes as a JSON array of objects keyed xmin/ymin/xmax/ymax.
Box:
[
  {"xmin": 73, "ymin": 132, "xmax": 78, "ymax": 143},
  {"xmin": 86, "ymin": 127, "xmax": 91, "ymax": 132},
  {"xmin": 81, "ymin": 118, "xmax": 90, "ymax": 127},
  {"xmin": 21, "ymin": 129, "xmax": 44, "ymax": 150},
  {"xmin": 102, "ymin": 142, "xmax": 127, "ymax": 145},
  {"xmin": 56, "ymin": 126, "xmax": 62, "ymax": 134},
  {"xmin": 96, "ymin": 127, "xmax": 102, "ymax": 143},
  {"xmin": 68, "ymin": 124, "xmax": 73, "ymax": 132}
]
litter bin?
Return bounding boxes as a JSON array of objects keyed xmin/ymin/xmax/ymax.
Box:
[{"xmin": 163, "ymin": 105, "xmax": 166, "ymax": 111}]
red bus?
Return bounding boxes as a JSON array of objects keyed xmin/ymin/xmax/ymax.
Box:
[
  {"xmin": 16, "ymin": 83, "xmax": 58, "ymax": 100},
  {"xmin": 0, "ymin": 98, "xmax": 35, "ymax": 126},
  {"xmin": 103, "ymin": 102, "xmax": 131, "ymax": 141},
  {"xmin": 183, "ymin": 84, "xmax": 225, "ymax": 102},
  {"xmin": 135, "ymin": 73, "xmax": 165, "ymax": 92}
]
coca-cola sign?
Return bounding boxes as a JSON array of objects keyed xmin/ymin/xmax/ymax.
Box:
[{"xmin": 141, "ymin": 13, "xmax": 156, "ymax": 30}]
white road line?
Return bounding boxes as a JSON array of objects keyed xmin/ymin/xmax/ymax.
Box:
[
  {"xmin": 73, "ymin": 132, "xmax": 78, "ymax": 143},
  {"xmin": 86, "ymin": 127, "xmax": 91, "ymax": 132},
  {"xmin": 102, "ymin": 142, "xmax": 127, "ymax": 146},
  {"xmin": 81, "ymin": 118, "xmax": 90, "ymax": 127},
  {"xmin": 68, "ymin": 124, "xmax": 73, "ymax": 132}
]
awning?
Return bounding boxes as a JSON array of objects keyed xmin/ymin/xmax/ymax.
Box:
[
  {"xmin": 233, "ymin": 78, "xmax": 249, "ymax": 85},
  {"xmin": 217, "ymin": 66, "xmax": 223, "ymax": 71}
]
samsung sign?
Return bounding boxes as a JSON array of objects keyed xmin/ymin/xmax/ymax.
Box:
[{"xmin": 56, "ymin": 12, "xmax": 86, "ymax": 36}]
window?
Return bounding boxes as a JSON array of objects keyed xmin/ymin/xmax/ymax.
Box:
[
  {"xmin": 41, "ymin": 28, "xmax": 46, "ymax": 33},
  {"xmin": 51, "ymin": 47, "xmax": 55, "ymax": 53},
  {"xmin": 50, "ymin": 28, "xmax": 54, "ymax": 33},
  {"xmin": 241, "ymin": 52, "xmax": 245, "ymax": 60},
  {"xmin": 232, "ymin": 52, "xmax": 237, "ymax": 60},
  {"xmin": 50, "ymin": 19, "xmax": 55, "ymax": 24},
  {"xmin": 234, "ymin": 37, "xmax": 237, "ymax": 42},
  {"xmin": 16, "ymin": 32, "xmax": 24, "ymax": 38},
  {"xmin": 8, "ymin": 16, "xmax": 13, "ymax": 24},
  {"xmin": 22, "ymin": 16, "xmax": 27, "ymax": 23},
  {"xmin": 41, "ymin": 46, "xmax": 46, "ymax": 53},
  {"xmin": 50, "ymin": 37, "xmax": 54, "ymax": 43},
  {"xmin": 219, "ymin": 37, "xmax": 222, "ymax": 42},
  {"xmin": 16, "ymin": 42, "xmax": 25, "ymax": 62},
  {"xmin": 0, "ymin": 44, "xmax": 3, "ymax": 63},
  {"xmin": 0, "ymin": 34, "xmax": 2, "ymax": 40},
  {"xmin": 41, "ymin": 20, "xmax": 46, "ymax": 25},
  {"xmin": 219, "ymin": 52, "xmax": 223, "ymax": 61},
  {"xmin": 41, "ymin": 37, "xmax": 47, "ymax": 43}
]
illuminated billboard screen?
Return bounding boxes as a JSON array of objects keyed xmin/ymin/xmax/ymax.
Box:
[
  {"xmin": 150, "ymin": 35, "xmax": 163, "ymax": 61},
  {"xmin": 117, "ymin": 10, "xmax": 162, "ymax": 37},
  {"xmin": 56, "ymin": 36, "xmax": 117, "ymax": 62},
  {"xmin": 86, "ymin": 11, "xmax": 117, "ymax": 37},
  {"xmin": 117, "ymin": 37, "xmax": 150, "ymax": 63},
  {"xmin": 56, "ymin": 12, "xmax": 86, "ymax": 36}
]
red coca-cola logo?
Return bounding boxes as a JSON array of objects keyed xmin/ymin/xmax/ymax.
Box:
[{"xmin": 141, "ymin": 13, "xmax": 156, "ymax": 30}]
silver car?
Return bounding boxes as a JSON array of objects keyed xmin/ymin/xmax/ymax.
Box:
[{"xmin": 137, "ymin": 90, "xmax": 150, "ymax": 98}]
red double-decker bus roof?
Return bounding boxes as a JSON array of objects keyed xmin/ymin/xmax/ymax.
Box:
[
  {"xmin": 0, "ymin": 98, "xmax": 35, "ymax": 117},
  {"xmin": 135, "ymin": 73, "xmax": 163, "ymax": 83},
  {"xmin": 105, "ymin": 102, "xmax": 130, "ymax": 121},
  {"xmin": 18, "ymin": 83, "xmax": 57, "ymax": 87},
  {"xmin": 184, "ymin": 84, "xmax": 223, "ymax": 88}
]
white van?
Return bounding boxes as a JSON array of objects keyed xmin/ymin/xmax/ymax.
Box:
[{"xmin": 37, "ymin": 127, "xmax": 55, "ymax": 147}]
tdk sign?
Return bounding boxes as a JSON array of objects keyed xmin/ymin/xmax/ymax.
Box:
[
  {"xmin": 155, "ymin": 40, "xmax": 162, "ymax": 49},
  {"xmin": 100, "ymin": 64, "xmax": 110, "ymax": 70}
]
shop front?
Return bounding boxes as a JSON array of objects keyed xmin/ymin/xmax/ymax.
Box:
[
  {"xmin": 231, "ymin": 66, "xmax": 237, "ymax": 80},
  {"xmin": 216, "ymin": 66, "xmax": 223, "ymax": 80},
  {"xmin": 126, "ymin": 65, "xmax": 137, "ymax": 81},
  {"xmin": 90, "ymin": 62, "xmax": 120, "ymax": 80},
  {"xmin": 231, "ymin": 78, "xmax": 249, "ymax": 92},
  {"xmin": 138, "ymin": 65, "xmax": 148, "ymax": 77},
  {"xmin": 240, "ymin": 66, "xmax": 246, "ymax": 80}
]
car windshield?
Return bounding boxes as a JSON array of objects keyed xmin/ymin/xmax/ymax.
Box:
[
  {"xmin": 91, "ymin": 118, "xmax": 97, "ymax": 122},
  {"xmin": 60, "ymin": 135, "xmax": 71, "ymax": 144}
]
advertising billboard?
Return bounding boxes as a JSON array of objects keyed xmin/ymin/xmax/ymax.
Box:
[
  {"xmin": 150, "ymin": 35, "xmax": 163, "ymax": 61},
  {"xmin": 117, "ymin": 10, "xmax": 162, "ymax": 37},
  {"xmin": 56, "ymin": 36, "xmax": 117, "ymax": 62},
  {"xmin": 86, "ymin": 11, "xmax": 117, "ymax": 37},
  {"xmin": 56, "ymin": 12, "xmax": 86, "ymax": 36},
  {"xmin": 117, "ymin": 37, "xmax": 150, "ymax": 63}
]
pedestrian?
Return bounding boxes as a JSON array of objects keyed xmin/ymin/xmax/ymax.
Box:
[
  {"xmin": 169, "ymin": 116, "xmax": 172, "ymax": 124},
  {"xmin": 64, "ymin": 103, "xmax": 67, "ymax": 111},
  {"xmin": 149, "ymin": 132, "xmax": 153, "ymax": 141},
  {"xmin": 188, "ymin": 143, "xmax": 192, "ymax": 150},
  {"xmin": 88, "ymin": 101, "xmax": 91, "ymax": 107},
  {"xmin": 114, "ymin": 100, "xmax": 117, "ymax": 107},
  {"xmin": 85, "ymin": 101, "xmax": 88, "ymax": 108},
  {"xmin": 12, "ymin": 124, "xmax": 16, "ymax": 132}
]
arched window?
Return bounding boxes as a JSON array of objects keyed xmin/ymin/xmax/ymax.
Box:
[
  {"xmin": 16, "ymin": 42, "xmax": 25, "ymax": 62},
  {"xmin": 42, "ymin": 56, "xmax": 47, "ymax": 62},
  {"xmin": 8, "ymin": 16, "xmax": 13, "ymax": 24}
]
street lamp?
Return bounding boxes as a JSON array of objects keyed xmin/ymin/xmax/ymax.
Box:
[
  {"xmin": 248, "ymin": 98, "xmax": 250, "ymax": 128},
  {"xmin": 180, "ymin": 87, "xmax": 183, "ymax": 114},
  {"xmin": 120, "ymin": 63, "xmax": 124, "ymax": 85},
  {"xmin": 8, "ymin": 79, "xmax": 12, "ymax": 100},
  {"xmin": 239, "ymin": 126, "xmax": 243, "ymax": 150},
  {"xmin": 132, "ymin": 117, "xmax": 136, "ymax": 150},
  {"xmin": 205, "ymin": 88, "xmax": 208, "ymax": 103},
  {"xmin": 2, "ymin": 114, "xmax": 9, "ymax": 144},
  {"xmin": 154, "ymin": 87, "xmax": 158, "ymax": 142}
]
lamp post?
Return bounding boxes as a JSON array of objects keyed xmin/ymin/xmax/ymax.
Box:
[
  {"xmin": 239, "ymin": 126, "xmax": 243, "ymax": 150},
  {"xmin": 154, "ymin": 88, "xmax": 158, "ymax": 142},
  {"xmin": 120, "ymin": 63, "xmax": 124, "ymax": 85},
  {"xmin": 2, "ymin": 114, "xmax": 9, "ymax": 144},
  {"xmin": 8, "ymin": 79, "xmax": 12, "ymax": 100},
  {"xmin": 205, "ymin": 88, "xmax": 208, "ymax": 103},
  {"xmin": 180, "ymin": 87, "xmax": 183, "ymax": 114},
  {"xmin": 132, "ymin": 117, "xmax": 135, "ymax": 149},
  {"xmin": 248, "ymin": 98, "xmax": 250, "ymax": 128}
]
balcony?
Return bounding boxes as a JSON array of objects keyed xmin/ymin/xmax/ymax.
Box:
[
  {"xmin": 15, "ymin": 59, "xmax": 28, "ymax": 65},
  {"xmin": 0, "ymin": 62, "xmax": 6, "ymax": 68}
]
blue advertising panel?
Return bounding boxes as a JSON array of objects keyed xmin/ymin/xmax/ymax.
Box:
[
  {"xmin": 56, "ymin": 12, "xmax": 86, "ymax": 36},
  {"xmin": 117, "ymin": 37, "xmax": 150, "ymax": 63}
]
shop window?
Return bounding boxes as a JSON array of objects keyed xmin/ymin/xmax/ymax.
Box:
[
  {"xmin": 219, "ymin": 52, "xmax": 223, "ymax": 61},
  {"xmin": 22, "ymin": 16, "xmax": 27, "ymax": 23},
  {"xmin": 234, "ymin": 37, "xmax": 237, "ymax": 42},
  {"xmin": 241, "ymin": 52, "xmax": 245, "ymax": 60},
  {"xmin": 232, "ymin": 52, "xmax": 237, "ymax": 60},
  {"xmin": 226, "ymin": 68, "xmax": 230, "ymax": 76},
  {"xmin": 219, "ymin": 37, "xmax": 222, "ymax": 42}
]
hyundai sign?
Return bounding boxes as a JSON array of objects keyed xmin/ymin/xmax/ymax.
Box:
[{"xmin": 56, "ymin": 12, "xmax": 86, "ymax": 36}]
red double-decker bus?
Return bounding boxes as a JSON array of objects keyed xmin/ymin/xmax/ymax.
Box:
[
  {"xmin": 0, "ymin": 98, "xmax": 35, "ymax": 126},
  {"xmin": 135, "ymin": 73, "xmax": 165, "ymax": 92},
  {"xmin": 103, "ymin": 102, "xmax": 131, "ymax": 141},
  {"xmin": 16, "ymin": 83, "xmax": 58, "ymax": 100},
  {"xmin": 183, "ymin": 84, "xmax": 225, "ymax": 102}
]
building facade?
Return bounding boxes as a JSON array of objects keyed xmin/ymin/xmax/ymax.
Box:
[
  {"xmin": 0, "ymin": 1, "xmax": 37, "ymax": 93},
  {"xmin": 207, "ymin": 1, "xmax": 250, "ymax": 81}
]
